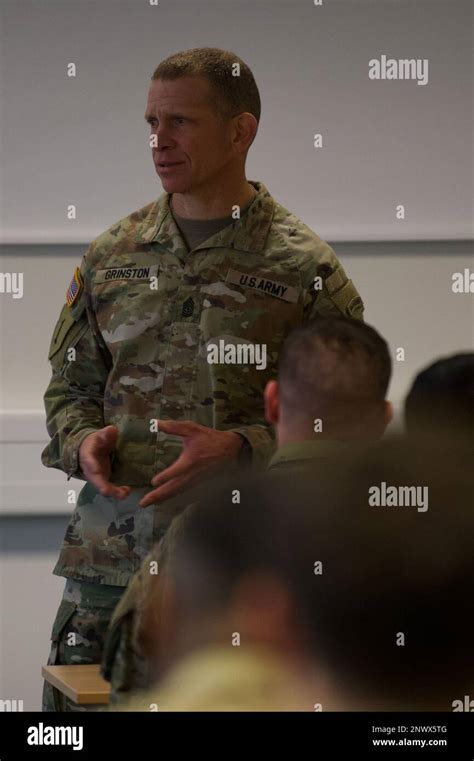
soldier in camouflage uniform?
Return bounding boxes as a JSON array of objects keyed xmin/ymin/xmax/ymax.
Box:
[{"xmin": 41, "ymin": 47, "xmax": 364, "ymax": 710}]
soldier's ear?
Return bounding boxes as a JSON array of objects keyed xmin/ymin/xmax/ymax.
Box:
[
  {"xmin": 228, "ymin": 111, "xmax": 258, "ymax": 156},
  {"xmin": 264, "ymin": 380, "xmax": 279, "ymax": 425}
]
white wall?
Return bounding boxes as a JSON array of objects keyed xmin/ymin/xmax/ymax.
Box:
[
  {"xmin": 1, "ymin": 0, "xmax": 472, "ymax": 243},
  {"xmin": 0, "ymin": 408, "xmax": 84, "ymax": 710},
  {"xmin": 0, "ymin": 526, "xmax": 66, "ymax": 711}
]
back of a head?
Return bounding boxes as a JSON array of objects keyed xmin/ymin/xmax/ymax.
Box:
[
  {"xmin": 164, "ymin": 474, "xmax": 311, "ymax": 611},
  {"xmin": 277, "ymin": 316, "xmax": 391, "ymax": 438},
  {"xmin": 405, "ymin": 352, "xmax": 474, "ymax": 439},
  {"xmin": 152, "ymin": 474, "xmax": 321, "ymax": 669}
]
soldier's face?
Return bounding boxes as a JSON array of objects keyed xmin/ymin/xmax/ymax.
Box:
[{"xmin": 145, "ymin": 76, "xmax": 235, "ymax": 194}]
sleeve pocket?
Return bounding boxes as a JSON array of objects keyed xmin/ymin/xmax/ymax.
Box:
[
  {"xmin": 327, "ymin": 277, "xmax": 364, "ymax": 320},
  {"xmin": 48, "ymin": 304, "xmax": 89, "ymax": 369}
]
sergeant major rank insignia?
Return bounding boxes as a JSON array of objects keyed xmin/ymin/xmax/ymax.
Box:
[{"xmin": 66, "ymin": 267, "xmax": 83, "ymax": 307}]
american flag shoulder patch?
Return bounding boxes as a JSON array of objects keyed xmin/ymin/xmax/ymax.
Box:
[{"xmin": 66, "ymin": 267, "xmax": 83, "ymax": 307}]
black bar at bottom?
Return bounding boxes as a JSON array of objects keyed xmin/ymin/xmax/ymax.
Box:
[{"xmin": 0, "ymin": 711, "xmax": 473, "ymax": 759}]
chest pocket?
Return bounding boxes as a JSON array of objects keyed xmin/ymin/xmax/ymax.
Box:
[
  {"xmin": 92, "ymin": 274, "xmax": 167, "ymax": 347},
  {"xmin": 48, "ymin": 302, "xmax": 89, "ymax": 372},
  {"xmin": 92, "ymin": 264, "xmax": 161, "ymax": 337}
]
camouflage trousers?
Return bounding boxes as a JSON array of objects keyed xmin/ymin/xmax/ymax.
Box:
[
  {"xmin": 102, "ymin": 525, "xmax": 179, "ymax": 705},
  {"xmin": 42, "ymin": 578, "xmax": 125, "ymax": 712},
  {"xmin": 101, "ymin": 556, "xmax": 155, "ymax": 706}
]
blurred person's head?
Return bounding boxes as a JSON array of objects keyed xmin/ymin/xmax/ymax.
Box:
[
  {"xmin": 264, "ymin": 316, "xmax": 393, "ymax": 445},
  {"xmin": 138, "ymin": 437, "xmax": 473, "ymax": 711},
  {"xmin": 135, "ymin": 474, "xmax": 323, "ymax": 684},
  {"xmin": 405, "ymin": 352, "xmax": 474, "ymax": 439}
]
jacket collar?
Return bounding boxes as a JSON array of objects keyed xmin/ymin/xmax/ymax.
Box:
[
  {"xmin": 267, "ymin": 439, "xmax": 351, "ymax": 470},
  {"xmin": 134, "ymin": 180, "xmax": 275, "ymax": 255}
]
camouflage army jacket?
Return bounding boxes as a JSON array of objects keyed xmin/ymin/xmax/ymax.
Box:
[{"xmin": 41, "ymin": 179, "xmax": 364, "ymax": 585}]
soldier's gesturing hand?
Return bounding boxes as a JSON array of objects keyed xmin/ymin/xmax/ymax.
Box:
[
  {"xmin": 78, "ymin": 425, "xmax": 131, "ymax": 500},
  {"xmin": 138, "ymin": 420, "xmax": 243, "ymax": 508}
]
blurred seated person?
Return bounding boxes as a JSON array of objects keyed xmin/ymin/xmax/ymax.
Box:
[
  {"xmin": 124, "ymin": 435, "xmax": 473, "ymax": 711},
  {"xmin": 404, "ymin": 352, "xmax": 474, "ymax": 443}
]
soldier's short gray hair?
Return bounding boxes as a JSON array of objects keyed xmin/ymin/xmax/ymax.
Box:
[{"xmin": 152, "ymin": 47, "xmax": 261, "ymax": 126}]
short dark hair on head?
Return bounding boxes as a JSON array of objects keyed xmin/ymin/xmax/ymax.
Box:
[
  {"xmin": 152, "ymin": 47, "xmax": 261, "ymax": 125},
  {"xmin": 405, "ymin": 353, "xmax": 474, "ymax": 436},
  {"xmin": 277, "ymin": 316, "xmax": 391, "ymax": 423}
]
